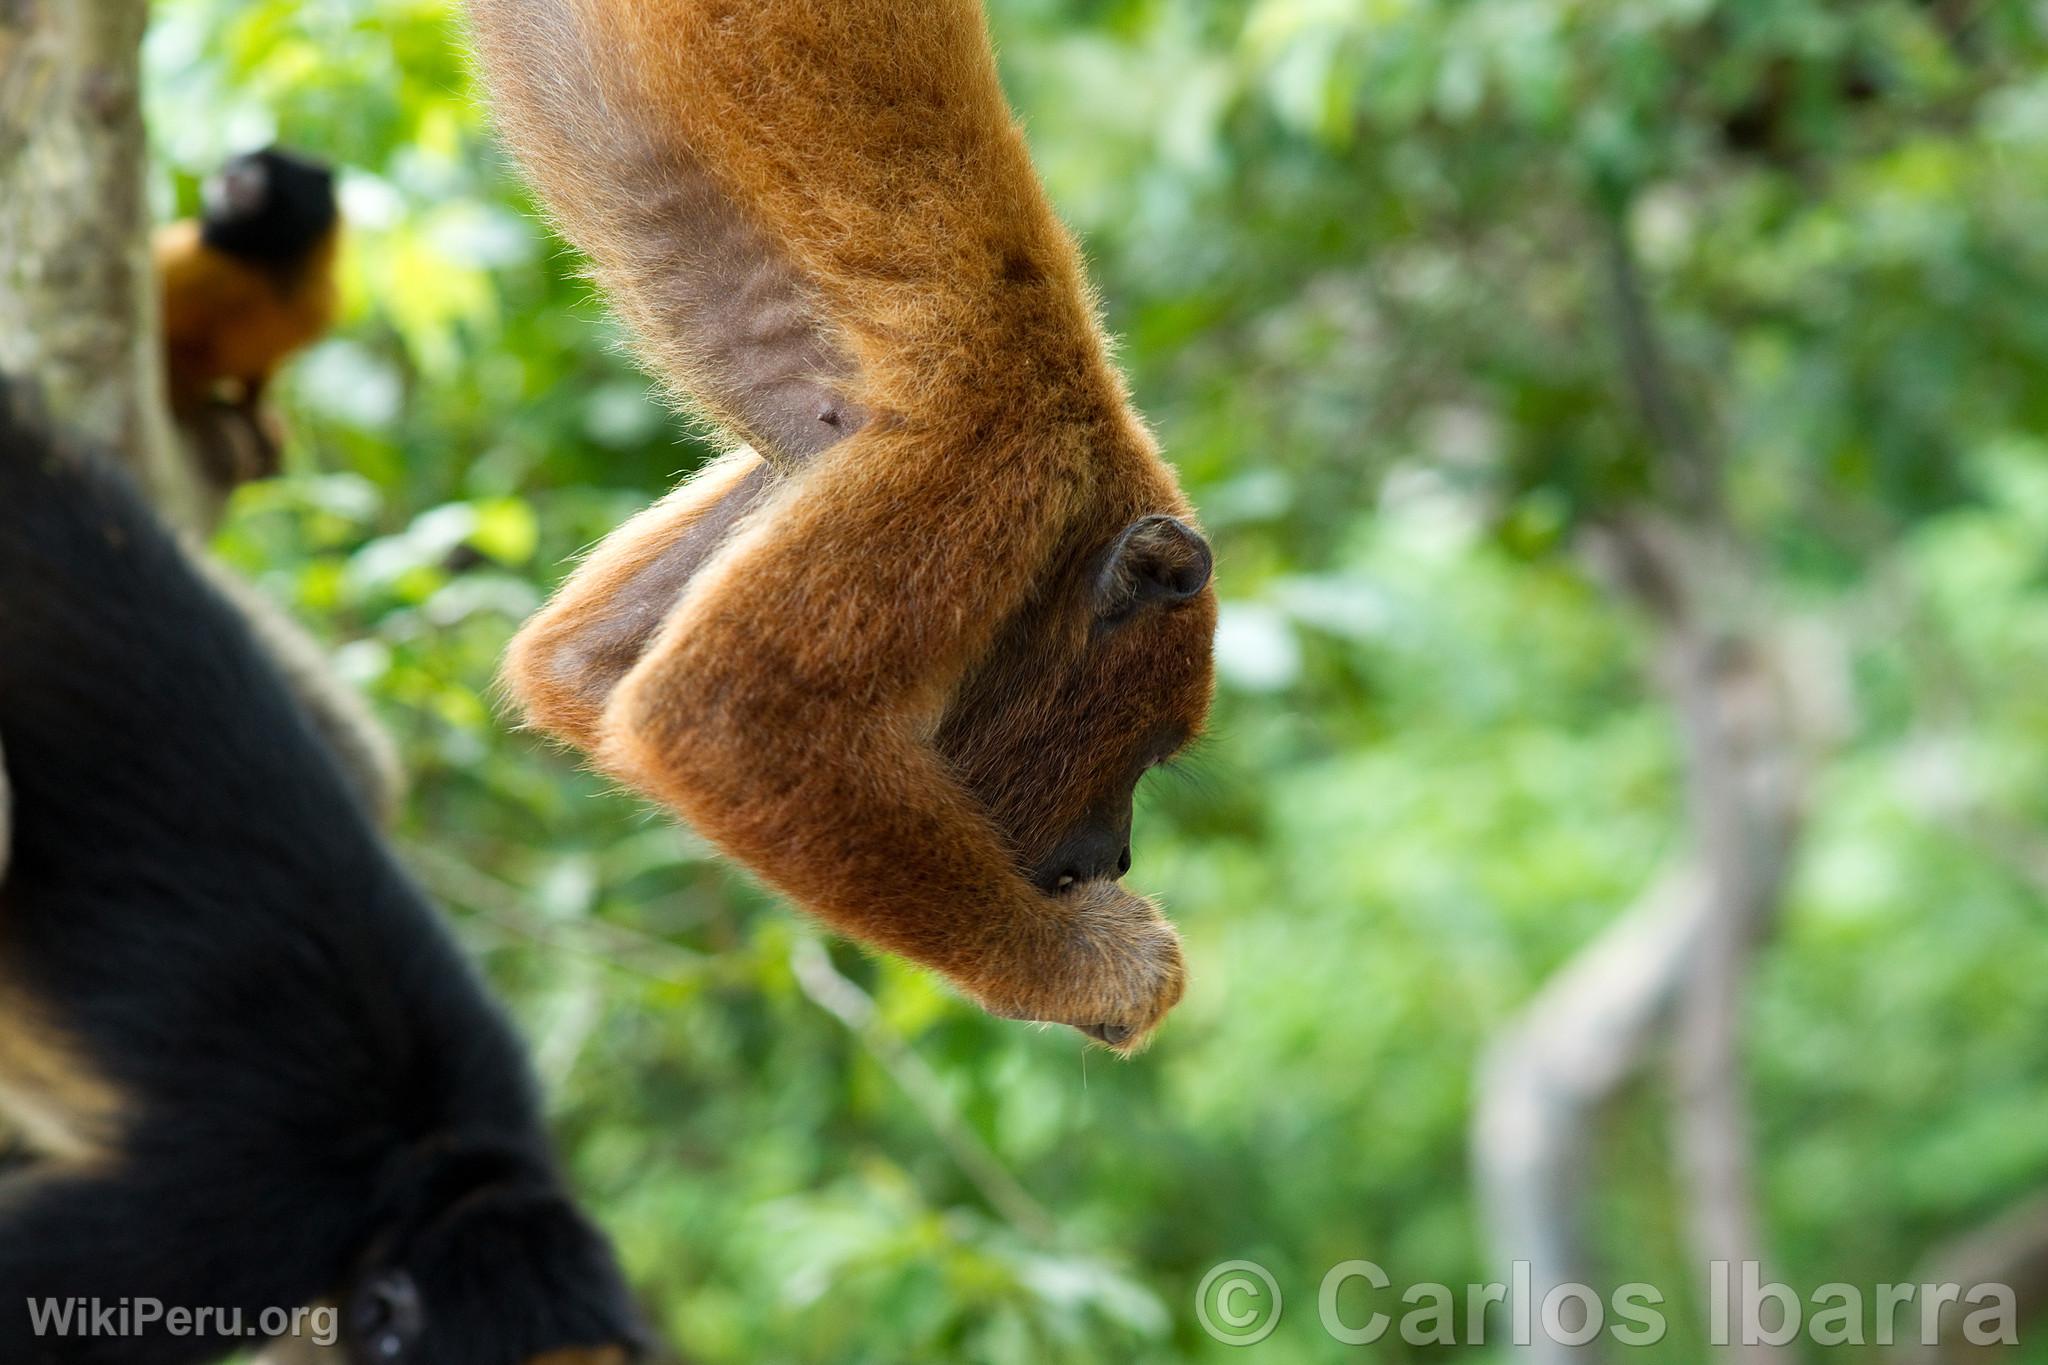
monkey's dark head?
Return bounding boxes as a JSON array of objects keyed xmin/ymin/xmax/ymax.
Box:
[
  {"xmin": 343, "ymin": 1142, "xmax": 646, "ymax": 1365},
  {"xmin": 200, "ymin": 147, "xmax": 339, "ymax": 269},
  {"xmin": 939, "ymin": 454, "xmax": 1218, "ymax": 903}
]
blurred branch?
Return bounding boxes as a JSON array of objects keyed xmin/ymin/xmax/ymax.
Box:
[
  {"xmin": 790, "ymin": 939, "xmax": 1058, "ymax": 1245},
  {"xmin": 404, "ymin": 841, "xmax": 717, "ymax": 988},
  {"xmin": 1602, "ymin": 197, "xmax": 1809, "ymax": 1358},
  {"xmin": 199, "ymin": 556, "xmax": 407, "ymax": 824},
  {"xmin": 1662, "ymin": 603, "xmax": 1805, "ymax": 1365},
  {"xmin": 1595, "ymin": 211, "xmax": 1718, "ymax": 513}
]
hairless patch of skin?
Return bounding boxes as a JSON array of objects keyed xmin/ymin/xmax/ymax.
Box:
[{"xmin": 476, "ymin": 0, "xmax": 866, "ymax": 471}]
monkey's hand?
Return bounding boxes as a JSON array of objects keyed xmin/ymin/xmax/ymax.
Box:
[{"xmin": 971, "ymin": 884, "xmax": 1186, "ymax": 1055}]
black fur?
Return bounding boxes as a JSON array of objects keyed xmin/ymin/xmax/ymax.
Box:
[
  {"xmin": 198, "ymin": 148, "xmax": 338, "ymax": 270},
  {"xmin": 0, "ymin": 392, "xmax": 643, "ymax": 1365}
]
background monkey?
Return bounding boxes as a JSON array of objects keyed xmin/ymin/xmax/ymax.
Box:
[
  {"xmin": 470, "ymin": 0, "xmax": 1220, "ymax": 1053},
  {"xmin": 154, "ymin": 145, "xmax": 403, "ymax": 820},
  {"xmin": 0, "ymin": 387, "xmax": 645, "ymax": 1365},
  {"xmin": 156, "ymin": 147, "xmax": 341, "ymax": 488}
]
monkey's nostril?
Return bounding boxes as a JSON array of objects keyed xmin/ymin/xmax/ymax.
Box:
[{"xmin": 1034, "ymin": 833, "xmax": 1127, "ymax": 893}]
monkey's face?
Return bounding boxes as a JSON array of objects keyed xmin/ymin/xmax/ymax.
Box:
[
  {"xmin": 938, "ymin": 508, "xmax": 1217, "ymax": 898},
  {"xmin": 341, "ymin": 1186, "xmax": 644, "ymax": 1365}
]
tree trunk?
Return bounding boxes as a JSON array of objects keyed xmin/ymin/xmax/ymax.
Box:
[
  {"xmin": 0, "ymin": 0, "xmax": 199, "ymax": 522},
  {"xmin": 1474, "ymin": 203, "xmax": 1814, "ymax": 1360},
  {"xmin": 1474, "ymin": 520, "xmax": 1807, "ymax": 1362},
  {"xmin": 1662, "ymin": 617, "xmax": 1803, "ymax": 1363}
]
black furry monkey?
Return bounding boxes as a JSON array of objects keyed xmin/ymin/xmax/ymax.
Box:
[{"xmin": 0, "ymin": 387, "xmax": 646, "ymax": 1365}]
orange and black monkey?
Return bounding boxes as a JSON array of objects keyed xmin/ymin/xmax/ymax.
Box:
[
  {"xmin": 469, "ymin": 0, "xmax": 1219, "ymax": 1052},
  {"xmin": 154, "ymin": 148, "xmax": 403, "ymax": 818},
  {"xmin": 156, "ymin": 147, "xmax": 340, "ymax": 485}
]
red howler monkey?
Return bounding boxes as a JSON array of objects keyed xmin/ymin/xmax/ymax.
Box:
[
  {"xmin": 469, "ymin": 0, "xmax": 1218, "ymax": 1053},
  {"xmin": 157, "ymin": 147, "xmax": 341, "ymax": 487}
]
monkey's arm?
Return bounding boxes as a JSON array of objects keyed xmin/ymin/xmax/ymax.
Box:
[
  {"xmin": 597, "ymin": 424, "xmax": 1182, "ymax": 1046},
  {"xmin": 510, "ymin": 426, "xmax": 1184, "ymax": 1042}
]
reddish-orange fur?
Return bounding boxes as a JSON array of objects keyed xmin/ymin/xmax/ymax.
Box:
[{"xmin": 471, "ymin": 0, "xmax": 1217, "ymax": 1049}]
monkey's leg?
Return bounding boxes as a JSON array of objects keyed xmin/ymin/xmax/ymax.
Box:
[{"xmin": 503, "ymin": 447, "xmax": 772, "ymax": 749}]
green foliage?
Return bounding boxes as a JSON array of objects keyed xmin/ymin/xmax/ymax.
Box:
[{"xmin": 150, "ymin": 0, "xmax": 2048, "ymax": 1359}]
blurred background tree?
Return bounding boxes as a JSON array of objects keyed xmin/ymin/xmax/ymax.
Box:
[{"xmin": 124, "ymin": 0, "xmax": 2048, "ymax": 1358}]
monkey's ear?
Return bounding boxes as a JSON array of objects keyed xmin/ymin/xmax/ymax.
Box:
[{"xmin": 1094, "ymin": 516, "xmax": 1213, "ymax": 624}]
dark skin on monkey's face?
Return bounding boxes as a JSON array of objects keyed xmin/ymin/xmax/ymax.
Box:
[{"xmin": 0, "ymin": 400, "xmax": 646, "ymax": 1365}]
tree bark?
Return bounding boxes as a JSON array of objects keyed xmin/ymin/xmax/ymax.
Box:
[
  {"xmin": 1476, "ymin": 521, "xmax": 1806, "ymax": 1362},
  {"xmin": 1664, "ymin": 622, "xmax": 1802, "ymax": 1364},
  {"xmin": 1666, "ymin": 642, "xmax": 1801, "ymax": 1361},
  {"xmin": 0, "ymin": 0, "xmax": 201, "ymax": 522}
]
